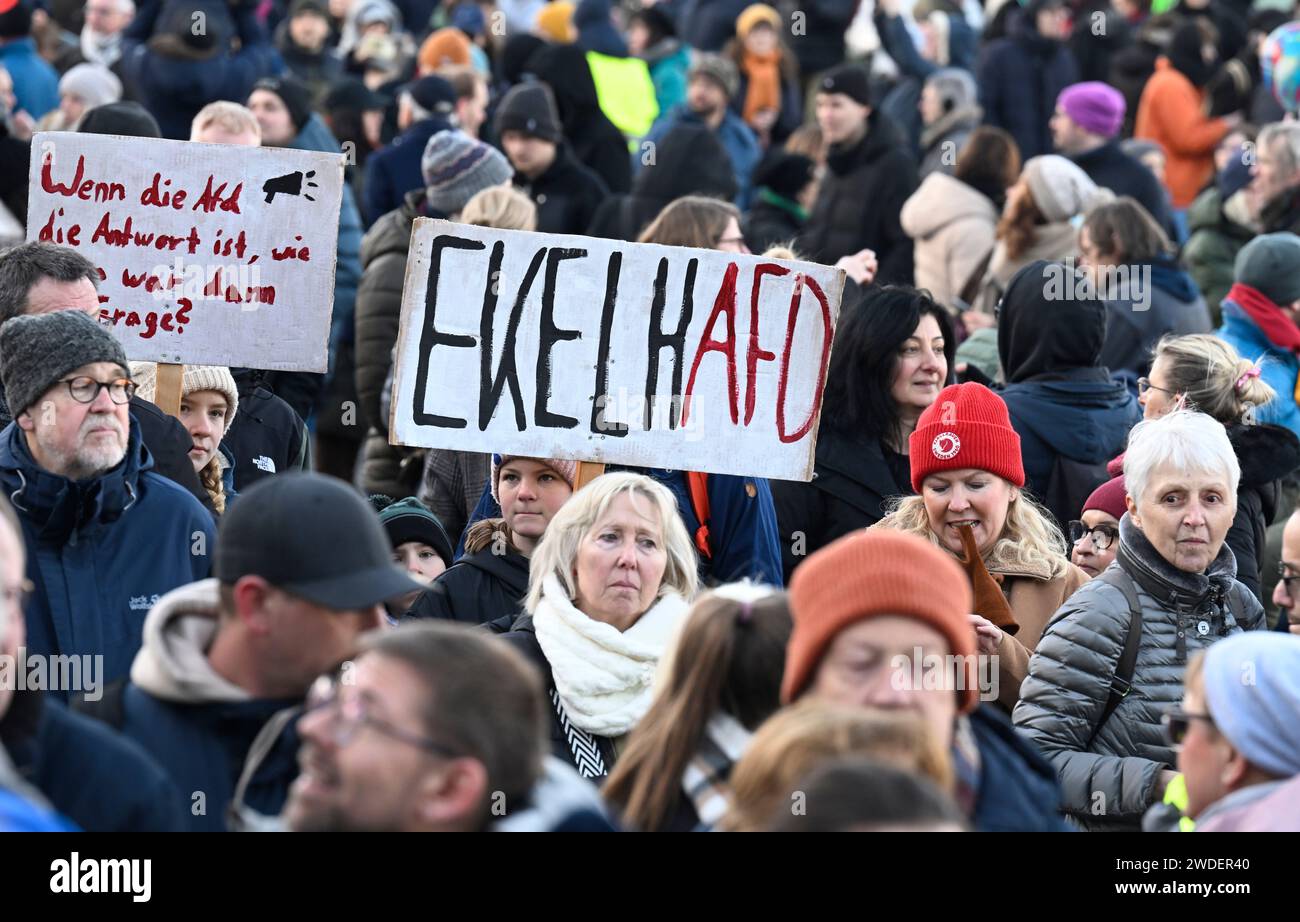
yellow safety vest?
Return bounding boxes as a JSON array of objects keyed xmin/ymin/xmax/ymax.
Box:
[{"xmin": 585, "ymin": 51, "xmax": 659, "ymax": 145}]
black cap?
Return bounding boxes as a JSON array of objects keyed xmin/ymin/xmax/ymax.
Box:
[
  {"xmin": 818, "ymin": 63, "xmax": 872, "ymax": 107},
  {"xmin": 404, "ymin": 75, "xmax": 457, "ymax": 115},
  {"xmin": 252, "ymin": 76, "xmax": 314, "ymax": 135},
  {"xmin": 753, "ymin": 149, "xmax": 815, "ymax": 200},
  {"xmin": 77, "ymin": 101, "xmax": 162, "ymax": 138},
  {"xmin": 215, "ymin": 473, "xmax": 423, "ymax": 609},
  {"xmin": 494, "ymin": 80, "xmax": 562, "ymax": 144}
]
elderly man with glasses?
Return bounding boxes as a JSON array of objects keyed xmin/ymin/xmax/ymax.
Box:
[{"xmin": 0, "ymin": 309, "xmax": 214, "ymax": 691}]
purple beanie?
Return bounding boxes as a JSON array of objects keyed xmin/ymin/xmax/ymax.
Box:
[{"xmin": 1058, "ymin": 82, "xmax": 1125, "ymax": 139}]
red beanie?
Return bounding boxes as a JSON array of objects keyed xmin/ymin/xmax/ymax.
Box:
[
  {"xmin": 1082, "ymin": 474, "xmax": 1127, "ymax": 520},
  {"xmin": 783, "ymin": 530, "xmax": 979, "ymax": 712},
  {"xmin": 909, "ymin": 382, "xmax": 1025, "ymax": 492}
]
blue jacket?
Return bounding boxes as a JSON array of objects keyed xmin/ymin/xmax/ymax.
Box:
[
  {"xmin": 969, "ymin": 705, "xmax": 1070, "ymax": 832},
  {"xmin": 575, "ymin": 0, "xmax": 627, "ymax": 56},
  {"xmin": 0, "ymin": 38, "xmax": 59, "ymax": 119},
  {"xmin": 644, "ymin": 40, "xmax": 691, "ymax": 114},
  {"xmin": 976, "ymin": 15, "xmax": 1079, "ymax": 160},
  {"xmin": 1001, "ymin": 374, "xmax": 1141, "ymax": 502},
  {"xmin": 361, "ymin": 115, "xmax": 455, "ymax": 227},
  {"xmin": 642, "ymin": 104, "xmax": 761, "ymax": 208},
  {"xmin": 1218, "ymin": 300, "xmax": 1300, "ymax": 439},
  {"xmin": 2, "ymin": 693, "xmax": 185, "ymax": 832},
  {"xmin": 289, "ymin": 114, "xmax": 364, "ymax": 355},
  {"xmin": 460, "ymin": 468, "xmax": 785, "ymax": 587},
  {"xmin": 0, "ymin": 421, "xmax": 215, "ymax": 690},
  {"xmin": 121, "ymin": 0, "xmax": 283, "ymax": 140}
]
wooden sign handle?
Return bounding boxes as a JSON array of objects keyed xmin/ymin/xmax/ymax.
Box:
[
  {"xmin": 575, "ymin": 462, "xmax": 605, "ymax": 491},
  {"xmin": 154, "ymin": 362, "xmax": 184, "ymax": 417}
]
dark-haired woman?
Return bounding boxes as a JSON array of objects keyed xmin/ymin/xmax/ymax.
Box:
[{"xmin": 770, "ymin": 286, "xmax": 956, "ymax": 581}]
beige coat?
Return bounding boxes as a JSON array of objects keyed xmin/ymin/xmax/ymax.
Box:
[
  {"xmin": 900, "ymin": 171, "xmax": 998, "ymax": 312},
  {"xmin": 973, "ymin": 221, "xmax": 1080, "ymax": 315}
]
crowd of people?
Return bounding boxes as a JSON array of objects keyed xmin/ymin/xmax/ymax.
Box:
[{"xmin": 2, "ymin": 0, "xmax": 1300, "ymax": 833}]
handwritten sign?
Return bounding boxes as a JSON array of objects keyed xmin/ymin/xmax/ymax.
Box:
[
  {"xmin": 27, "ymin": 131, "xmax": 344, "ymax": 371},
  {"xmin": 390, "ymin": 220, "xmax": 845, "ymax": 482}
]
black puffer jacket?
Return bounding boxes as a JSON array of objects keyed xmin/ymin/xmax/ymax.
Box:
[
  {"xmin": 223, "ymin": 370, "xmax": 310, "ymax": 492},
  {"xmin": 797, "ymin": 109, "xmax": 917, "ymax": 283},
  {"xmin": 354, "ymin": 189, "xmax": 441, "ymax": 497},
  {"xmin": 1225, "ymin": 423, "xmax": 1300, "ymax": 604},
  {"xmin": 516, "ymin": 143, "xmax": 610, "ymax": 236},
  {"xmin": 1013, "ymin": 514, "xmax": 1265, "ymax": 830},
  {"xmin": 402, "ymin": 520, "xmax": 530, "ymax": 625}
]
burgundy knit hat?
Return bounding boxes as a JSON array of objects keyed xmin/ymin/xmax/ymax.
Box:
[
  {"xmin": 909, "ymin": 382, "xmax": 1025, "ymax": 491},
  {"xmin": 1082, "ymin": 474, "xmax": 1127, "ymax": 521}
]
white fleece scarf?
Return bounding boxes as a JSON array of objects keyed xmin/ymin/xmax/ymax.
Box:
[{"xmin": 532, "ymin": 574, "xmax": 690, "ymax": 738}]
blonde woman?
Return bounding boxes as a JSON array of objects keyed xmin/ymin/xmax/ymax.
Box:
[
  {"xmin": 874, "ymin": 382, "xmax": 1087, "ymax": 711},
  {"xmin": 459, "ymin": 185, "xmax": 538, "ymax": 231},
  {"xmin": 131, "ymin": 362, "xmax": 239, "ymax": 515},
  {"xmin": 1136, "ymin": 334, "xmax": 1300, "ymax": 604},
  {"xmin": 500, "ymin": 472, "xmax": 699, "ymax": 780}
]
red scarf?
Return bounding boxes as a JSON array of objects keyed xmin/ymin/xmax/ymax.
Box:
[{"xmin": 1226, "ymin": 283, "xmax": 1300, "ymax": 355}]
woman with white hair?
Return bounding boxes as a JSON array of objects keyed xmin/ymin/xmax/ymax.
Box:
[
  {"xmin": 500, "ymin": 472, "xmax": 699, "ymax": 780},
  {"xmin": 1014, "ymin": 409, "xmax": 1266, "ymax": 830}
]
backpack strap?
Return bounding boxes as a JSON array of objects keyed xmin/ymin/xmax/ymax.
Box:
[
  {"xmin": 1086, "ymin": 568, "xmax": 1144, "ymax": 750},
  {"xmin": 685, "ymin": 470, "xmax": 712, "ymax": 560}
]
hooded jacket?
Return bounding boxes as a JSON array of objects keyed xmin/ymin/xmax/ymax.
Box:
[
  {"xmin": 361, "ymin": 112, "xmax": 457, "ymax": 227},
  {"xmin": 640, "ymin": 37, "xmax": 691, "ymax": 115},
  {"xmin": 403, "ymin": 520, "xmax": 531, "ymax": 625},
  {"xmin": 120, "ymin": 0, "xmax": 282, "ymax": 140},
  {"xmin": 977, "ymin": 11, "xmax": 1080, "ymax": 160},
  {"xmin": 1135, "ymin": 57, "xmax": 1232, "ymax": 210},
  {"xmin": 525, "ymin": 44, "xmax": 633, "ymax": 194},
  {"xmin": 0, "ymin": 691, "xmax": 185, "ymax": 831},
  {"xmin": 1098, "ymin": 256, "xmax": 1212, "ymax": 380},
  {"xmin": 1013, "ymin": 514, "xmax": 1265, "ymax": 830},
  {"xmin": 221, "ymin": 369, "xmax": 311, "ymax": 492},
  {"xmin": 1217, "ymin": 297, "xmax": 1300, "ymax": 440},
  {"xmin": 515, "ymin": 142, "xmax": 610, "ymax": 236},
  {"xmin": 798, "ymin": 109, "xmax": 918, "ymax": 284},
  {"xmin": 1184, "ymin": 185, "xmax": 1256, "ymax": 318},
  {"xmin": 0, "ymin": 421, "xmax": 216, "ymax": 690},
  {"xmin": 586, "ymin": 121, "xmax": 738, "ymax": 241},
  {"xmin": 967, "ymin": 704, "xmax": 1071, "ymax": 831},
  {"xmin": 73, "ymin": 579, "xmax": 303, "ymax": 831},
  {"xmin": 901, "ymin": 171, "xmax": 999, "ymax": 310},
  {"xmin": 641, "ymin": 103, "xmax": 761, "ymax": 209},
  {"xmin": 274, "ymin": 18, "xmax": 344, "ymax": 103},
  {"xmin": 997, "ymin": 261, "xmax": 1142, "ymax": 525}
]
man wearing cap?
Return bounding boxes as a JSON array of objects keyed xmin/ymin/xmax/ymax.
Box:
[
  {"xmin": 1161, "ymin": 632, "xmax": 1300, "ymax": 830},
  {"xmin": 798, "ymin": 63, "xmax": 917, "ymax": 284},
  {"xmin": 119, "ymin": 0, "xmax": 277, "ymax": 140},
  {"xmin": 782, "ymin": 529, "xmax": 1068, "ymax": 831},
  {"xmin": 362, "ymin": 73, "xmax": 458, "ymax": 226},
  {"xmin": 1052, "ymin": 81, "xmax": 1173, "ymax": 235},
  {"xmin": 496, "ymin": 80, "xmax": 608, "ymax": 236},
  {"xmin": 1216, "ymin": 232, "xmax": 1300, "ymax": 439},
  {"xmin": 73, "ymin": 472, "xmax": 419, "ymax": 831},
  {"xmin": 0, "ymin": 310, "xmax": 216, "ymax": 690},
  {"xmin": 640, "ymin": 52, "xmax": 760, "ymax": 208}
]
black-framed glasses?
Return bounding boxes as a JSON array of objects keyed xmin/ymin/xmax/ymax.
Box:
[
  {"xmin": 1137, "ymin": 377, "xmax": 1176, "ymax": 399},
  {"xmin": 1278, "ymin": 562, "xmax": 1300, "ymax": 595},
  {"xmin": 60, "ymin": 376, "xmax": 136, "ymax": 405},
  {"xmin": 1068, "ymin": 520, "xmax": 1119, "ymax": 550},
  {"xmin": 303, "ymin": 674, "xmax": 461, "ymax": 758},
  {"xmin": 1162, "ymin": 707, "xmax": 1214, "ymax": 746}
]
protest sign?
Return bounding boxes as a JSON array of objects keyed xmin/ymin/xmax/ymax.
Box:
[
  {"xmin": 27, "ymin": 131, "xmax": 344, "ymax": 371},
  {"xmin": 390, "ymin": 220, "xmax": 845, "ymax": 482}
]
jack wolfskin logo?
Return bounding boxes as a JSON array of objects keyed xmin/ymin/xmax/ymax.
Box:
[{"xmin": 129, "ymin": 594, "xmax": 160, "ymax": 611}]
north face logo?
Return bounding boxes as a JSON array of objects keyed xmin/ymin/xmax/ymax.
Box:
[{"xmin": 253, "ymin": 456, "xmax": 275, "ymax": 473}]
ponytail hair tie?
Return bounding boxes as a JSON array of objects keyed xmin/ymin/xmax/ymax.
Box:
[
  {"xmin": 1236, "ymin": 366, "xmax": 1262, "ymax": 391},
  {"xmin": 737, "ymin": 600, "xmax": 754, "ymax": 625}
]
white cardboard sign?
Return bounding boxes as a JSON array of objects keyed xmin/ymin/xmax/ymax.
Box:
[
  {"xmin": 390, "ymin": 219, "xmax": 845, "ymax": 482},
  {"xmin": 27, "ymin": 131, "xmax": 343, "ymax": 371}
]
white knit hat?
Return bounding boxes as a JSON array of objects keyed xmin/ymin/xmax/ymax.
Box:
[
  {"xmin": 1021, "ymin": 155, "xmax": 1113, "ymax": 223},
  {"xmin": 59, "ymin": 63, "xmax": 123, "ymax": 111},
  {"xmin": 130, "ymin": 362, "xmax": 239, "ymax": 426}
]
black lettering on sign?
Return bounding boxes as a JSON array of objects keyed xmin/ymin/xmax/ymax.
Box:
[
  {"xmin": 535, "ymin": 247, "xmax": 584, "ymax": 430},
  {"xmin": 645, "ymin": 257, "xmax": 696, "ymax": 430},
  {"xmin": 479, "ymin": 241, "xmax": 539, "ymax": 431},
  {"xmin": 591, "ymin": 251, "xmax": 628, "ymax": 436},
  {"xmin": 412, "ymin": 235, "xmax": 482, "ymax": 428}
]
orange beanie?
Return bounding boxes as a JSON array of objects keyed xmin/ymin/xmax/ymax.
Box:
[
  {"xmin": 418, "ymin": 27, "xmax": 472, "ymax": 73},
  {"xmin": 783, "ymin": 529, "xmax": 979, "ymax": 712},
  {"xmin": 534, "ymin": 2, "xmax": 576, "ymax": 44}
]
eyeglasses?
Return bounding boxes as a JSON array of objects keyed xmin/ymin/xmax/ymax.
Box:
[
  {"xmin": 1162, "ymin": 707, "xmax": 1215, "ymax": 747},
  {"xmin": 59, "ymin": 376, "xmax": 136, "ymax": 405},
  {"xmin": 303, "ymin": 674, "xmax": 461, "ymax": 758},
  {"xmin": 1137, "ymin": 377, "xmax": 1176, "ymax": 399},
  {"xmin": 1068, "ymin": 521, "xmax": 1119, "ymax": 550},
  {"xmin": 1, "ymin": 578, "xmax": 33, "ymax": 610},
  {"xmin": 1278, "ymin": 562, "xmax": 1300, "ymax": 595}
]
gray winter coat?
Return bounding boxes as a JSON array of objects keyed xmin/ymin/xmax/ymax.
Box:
[{"xmin": 1013, "ymin": 513, "xmax": 1264, "ymax": 830}]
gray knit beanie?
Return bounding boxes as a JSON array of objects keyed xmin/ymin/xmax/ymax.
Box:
[
  {"xmin": 0, "ymin": 311, "xmax": 129, "ymax": 417},
  {"xmin": 1021, "ymin": 155, "xmax": 1112, "ymax": 223},
  {"xmin": 420, "ymin": 130, "xmax": 514, "ymax": 216}
]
